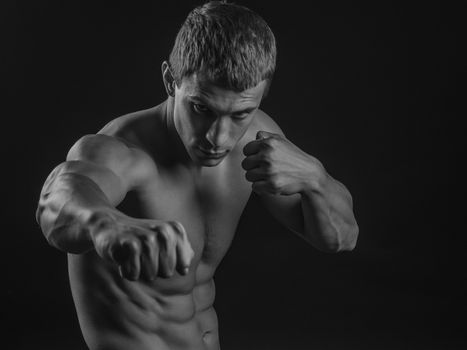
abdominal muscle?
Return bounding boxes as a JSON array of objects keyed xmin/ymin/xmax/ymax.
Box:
[{"xmin": 68, "ymin": 251, "xmax": 220, "ymax": 350}]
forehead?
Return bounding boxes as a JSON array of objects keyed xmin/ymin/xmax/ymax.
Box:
[{"xmin": 179, "ymin": 73, "xmax": 267, "ymax": 107}]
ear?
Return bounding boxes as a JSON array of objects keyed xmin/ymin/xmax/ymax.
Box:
[{"xmin": 161, "ymin": 61, "xmax": 176, "ymax": 97}]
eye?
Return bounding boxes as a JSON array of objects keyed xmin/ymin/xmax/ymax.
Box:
[{"xmin": 192, "ymin": 103, "xmax": 209, "ymax": 114}]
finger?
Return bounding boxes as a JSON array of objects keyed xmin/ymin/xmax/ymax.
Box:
[
  {"xmin": 171, "ymin": 222, "xmax": 194, "ymax": 275},
  {"xmin": 176, "ymin": 239, "xmax": 194, "ymax": 275},
  {"xmin": 158, "ymin": 229, "xmax": 177, "ymax": 278},
  {"xmin": 110, "ymin": 237, "xmax": 133, "ymax": 264},
  {"xmin": 112, "ymin": 238, "xmax": 141, "ymax": 281},
  {"xmin": 243, "ymin": 139, "xmax": 263, "ymax": 156},
  {"xmin": 140, "ymin": 232, "xmax": 159, "ymax": 281},
  {"xmin": 241, "ymin": 154, "xmax": 263, "ymax": 171},
  {"xmin": 245, "ymin": 168, "xmax": 267, "ymax": 183}
]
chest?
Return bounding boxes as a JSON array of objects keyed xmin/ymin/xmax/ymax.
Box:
[{"xmin": 117, "ymin": 158, "xmax": 252, "ymax": 267}]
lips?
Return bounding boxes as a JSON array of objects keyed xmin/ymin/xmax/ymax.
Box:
[{"xmin": 197, "ymin": 146, "xmax": 228, "ymax": 158}]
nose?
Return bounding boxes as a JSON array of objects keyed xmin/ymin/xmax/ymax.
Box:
[{"xmin": 205, "ymin": 116, "xmax": 230, "ymax": 148}]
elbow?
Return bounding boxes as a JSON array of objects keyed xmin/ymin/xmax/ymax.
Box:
[
  {"xmin": 319, "ymin": 223, "xmax": 359, "ymax": 253},
  {"xmin": 36, "ymin": 205, "xmax": 58, "ymax": 248},
  {"xmin": 36, "ymin": 198, "xmax": 53, "ymax": 243},
  {"xmin": 335, "ymin": 223, "xmax": 359, "ymax": 253}
]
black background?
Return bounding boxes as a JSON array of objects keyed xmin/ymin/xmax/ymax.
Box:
[{"xmin": 2, "ymin": 0, "xmax": 465, "ymax": 349}]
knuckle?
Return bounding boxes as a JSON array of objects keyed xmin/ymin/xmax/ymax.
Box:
[
  {"xmin": 127, "ymin": 239, "xmax": 141, "ymax": 252},
  {"xmin": 94, "ymin": 232, "xmax": 111, "ymax": 250},
  {"xmin": 148, "ymin": 222, "xmax": 158, "ymax": 230},
  {"xmin": 269, "ymin": 173, "xmax": 279, "ymax": 183},
  {"xmin": 142, "ymin": 232, "xmax": 157, "ymax": 246},
  {"xmin": 169, "ymin": 220, "xmax": 186, "ymax": 236},
  {"xmin": 261, "ymin": 141, "xmax": 271, "ymax": 150},
  {"xmin": 160, "ymin": 225, "xmax": 177, "ymax": 245},
  {"xmin": 263, "ymin": 137, "xmax": 275, "ymax": 147},
  {"xmin": 268, "ymin": 176, "xmax": 282, "ymax": 191},
  {"xmin": 166, "ymin": 220, "xmax": 179, "ymax": 231},
  {"xmin": 116, "ymin": 235, "xmax": 129, "ymax": 247},
  {"xmin": 156, "ymin": 223, "xmax": 170, "ymax": 236},
  {"xmin": 263, "ymin": 161, "xmax": 273, "ymax": 173},
  {"xmin": 261, "ymin": 146, "xmax": 273, "ymax": 159}
]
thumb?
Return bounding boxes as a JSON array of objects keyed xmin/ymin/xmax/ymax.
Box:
[{"xmin": 256, "ymin": 130, "xmax": 274, "ymax": 140}]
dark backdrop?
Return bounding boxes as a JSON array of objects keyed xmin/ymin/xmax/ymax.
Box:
[{"xmin": 2, "ymin": 1, "xmax": 464, "ymax": 349}]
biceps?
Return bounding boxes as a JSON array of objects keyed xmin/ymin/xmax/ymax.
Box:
[{"xmin": 56, "ymin": 160, "xmax": 127, "ymax": 206}]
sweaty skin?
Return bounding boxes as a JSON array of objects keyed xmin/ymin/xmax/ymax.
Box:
[{"xmin": 67, "ymin": 102, "xmax": 267, "ymax": 350}]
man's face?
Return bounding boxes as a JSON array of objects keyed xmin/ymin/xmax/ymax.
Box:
[{"xmin": 172, "ymin": 73, "xmax": 268, "ymax": 167}]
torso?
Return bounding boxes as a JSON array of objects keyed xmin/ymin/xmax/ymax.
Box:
[{"xmin": 68, "ymin": 102, "xmax": 264, "ymax": 350}]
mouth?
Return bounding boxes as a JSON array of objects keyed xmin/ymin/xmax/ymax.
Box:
[{"xmin": 197, "ymin": 146, "xmax": 228, "ymax": 159}]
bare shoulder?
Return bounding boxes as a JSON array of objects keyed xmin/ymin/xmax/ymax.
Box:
[
  {"xmin": 97, "ymin": 106, "xmax": 160, "ymax": 148},
  {"xmin": 66, "ymin": 107, "xmax": 161, "ymax": 188},
  {"xmin": 66, "ymin": 133, "xmax": 142, "ymax": 164},
  {"xmin": 245, "ymin": 109, "xmax": 285, "ymax": 142}
]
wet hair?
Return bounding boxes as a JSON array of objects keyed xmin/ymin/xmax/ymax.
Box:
[{"xmin": 169, "ymin": 1, "xmax": 276, "ymax": 92}]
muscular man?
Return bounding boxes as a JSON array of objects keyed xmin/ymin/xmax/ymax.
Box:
[{"xmin": 36, "ymin": 2, "xmax": 358, "ymax": 349}]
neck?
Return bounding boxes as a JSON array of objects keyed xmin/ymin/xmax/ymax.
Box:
[{"xmin": 163, "ymin": 98, "xmax": 201, "ymax": 171}]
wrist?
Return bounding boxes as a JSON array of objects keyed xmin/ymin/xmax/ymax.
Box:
[
  {"xmin": 299, "ymin": 159, "xmax": 329, "ymax": 195},
  {"xmin": 85, "ymin": 208, "xmax": 120, "ymax": 241}
]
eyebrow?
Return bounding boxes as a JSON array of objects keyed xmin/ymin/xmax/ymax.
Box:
[{"xmin": 188, "ymin": 95, "xmax": 257, "ymax": 115}]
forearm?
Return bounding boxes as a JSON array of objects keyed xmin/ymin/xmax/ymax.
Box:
[
  {"xmin": 300, "ymin": 172, "xmax": 358, "ymax": 252},
  {"xmin": 36, "ymin": 165, "xmax": 121, "ymax": 254}
]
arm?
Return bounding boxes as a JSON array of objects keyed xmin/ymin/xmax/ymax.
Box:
[
  {"xmin": 36, "ymin": 134, "xmax": 194, "ymax": 280},
  {"xmin": 36, "ymin": 134, "xmax": 150, "ymax": 253},
  {"xmin": 242, "ymin": 113, "xmax": 359, "ymax": 253},
  {"xmin": 299, "ymin": 172, "xmax": 358, "ymax": 252}
]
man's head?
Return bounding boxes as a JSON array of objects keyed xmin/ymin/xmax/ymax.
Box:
[{"xmin": 162, "ymin": 1, "xmax": 276, "ymax": 167}]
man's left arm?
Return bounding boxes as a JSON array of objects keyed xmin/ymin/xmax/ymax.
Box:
[{"xmin": 242, "ymin": 115, "xmax": 359, "ymax": 253}]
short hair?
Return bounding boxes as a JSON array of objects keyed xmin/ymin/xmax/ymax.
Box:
[{"xmin": 169, "ymin": 1, "xmax": 277, "ymax": 92}]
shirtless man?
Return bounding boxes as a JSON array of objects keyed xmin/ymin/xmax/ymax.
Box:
[{"xmin": 36, "ymin": 2, "xmax": 359, "ymax": 349}]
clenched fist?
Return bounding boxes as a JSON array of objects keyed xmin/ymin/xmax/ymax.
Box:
[
  {"xmin": 242, "ymin": 130, "xmax": 326, "ymax": 196},
  {"xmin": 89, "ymin": 212, "xmax": 195, "ymax": 281}
]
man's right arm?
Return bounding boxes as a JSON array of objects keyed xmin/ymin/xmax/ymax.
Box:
[
  {"xmin": 37, "ymin": 133, "xmax": 194, "ymax": 281},
  {"xmin": 36, "ymin": 134, "xmax": 152, "ymax": 254}
]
